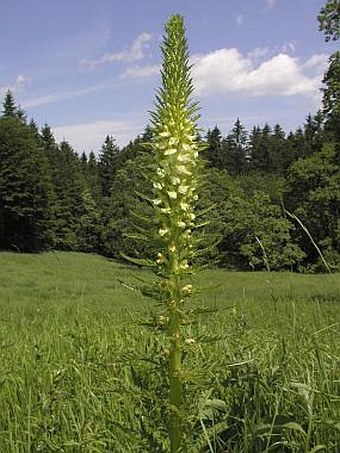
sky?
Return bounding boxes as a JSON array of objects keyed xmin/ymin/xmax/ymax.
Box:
[{"xmin": 0, "ymin": 0, "xmax": 337, "ymax": 154}]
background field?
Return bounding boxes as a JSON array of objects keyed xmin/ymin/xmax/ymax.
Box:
[{"xmin": 0, "ymin": 252, "xmax": 339, "ymax": 452}]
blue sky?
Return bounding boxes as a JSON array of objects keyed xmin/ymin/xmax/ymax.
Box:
[{"xmin": 0, "ymin": 0, "xmax": 336, "ymax": 154}]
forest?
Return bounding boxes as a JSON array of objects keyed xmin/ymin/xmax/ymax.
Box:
[
  {"xmin": 0, "ymin": 91, "xmax": 338, "ymax": 272},
  {"xmin": 0, "ymin": 2, "xmax": 339, "ymax": 273}
]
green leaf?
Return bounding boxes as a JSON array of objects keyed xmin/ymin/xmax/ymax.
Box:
[
  {"xmin": 281, "ymin": 422, "xmax": 307, "ymax": 437},
  {"xmin": 310, "ymin": 445, "xmax": 327, "ymax": 453}
]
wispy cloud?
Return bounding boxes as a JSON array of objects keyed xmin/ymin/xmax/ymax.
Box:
[
  {"xmin": 54, "ymin": 119, "xmax": 144, "ymax": 153},
  {"xmin": 234, "ymin": 13, "xmax": 244, "ymax": 27},
  {"xmin": 265, "ymin": 0, "xmax": 277, "ymax": 10},
  {"xmin": 21, "ymin": 77, "xmax": 126, "ymax": 108},
  {"xmin": 0, "ymin": 74, "xmax": 27, "ymax": 97},
  {"xmin": 192, "ymin": 47, "xmax": 327, "ymax": 98},
  {"xmin": 280, "ymin": 41, "xmax": 296, "ymax": 54},
  {"xmin": 302, "ymin": 53, "xmax": 328, "ymax": 70},
  {"xmin": 121, "ymin": 63, "xmax": 160, "ymax": 78},
  {"xmin": 22, "ymin": 84, "xmax": 105, "ymax": 108},
  {"xmin": 80, "ymin": 32, "xmax": 153, "ymax": 69},
  {"xmin": 247, "ymin": 41, "xmax": 295, "ymax": 64}
]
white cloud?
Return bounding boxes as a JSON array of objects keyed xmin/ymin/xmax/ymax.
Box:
[
  {"xmin": 303, "ymin": 53, "xmax": 328, "ymax": 70},
  {"xmin": 121, "ymin": 63, "xmax": 160, "ymax": 78},
  {"xmin": 80, "ymin": 32, "xmax": 153, "ymax": 69},
  {"xmin": 0, "ymin": 74, "xmax": 27, "ymax": 97},
  {"xmin": 192, "ymin": 47, "xmax": 326, "ymax": 97},
  {"xmin": 53, "ymin": 119, "xmax": 144, "ymax": 153},
  {"xmin": 247, "ymin": 46, "xmax": 270, "ymax": 61},
  {"xmin": 265, "ymin": 0, "xmax": 277, "ymax": 10}
]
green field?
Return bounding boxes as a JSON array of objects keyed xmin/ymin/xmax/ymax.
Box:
[{"xmin": 0, "ymin": 252, "xmax": 339, "ymax": 452}]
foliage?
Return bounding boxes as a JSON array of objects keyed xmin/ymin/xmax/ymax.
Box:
[
  {"xmin": 321, "ymin": 51, "xmax": 340, "ymax": 142},
  {"xmin": 202, "ymin": 169, "xmax": 304, "ymax": 270},
  {"xmin": 0, "ymin": 113, "xmax": 54, "ymax": 252},
  {"xmin": 286, "ymin": 144, "xmax": 340, "ymax": 271},
  {"xmin": 98, "ymin": 135, "xmax": 120, "ymax": 198},
  {"xmin": 0, "ymin": 252, "xmax": 339, "ymax": 451},
  {"xmin": 318, "ymin": 0, "xmax": 340, "ymax": 42},
  {"xmin": 101, "ymin": 150, "xmax": 154, "ymax": 259}
]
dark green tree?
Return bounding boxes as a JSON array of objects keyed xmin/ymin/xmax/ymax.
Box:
[
  {"xmin": 203, "ymin": 168, "xmax": 303, "ymax": 270},
  {"xmin": 318, "ymin": 0, "xmax": 340, "ymax": 143},
  {"xmin": 303, "ymin": 112, "xmax": 324, "ymax": 156},
  {"xmin": 86, "ymin": 151, "xmax": 102, "ymax": 202},
  {"xmin": 49, "ymin": 140, "xmax": 87, "ymax": 250},
  {"xmin": 203, "ymin": 126, "xmax": 224, "ymax": 169},
  {"xmin": 286, "ymin": 143, "xmax": 340, "ymax": 270},
  {"xmin": 76, "ymin": 188, "xmax": 102, "ymax": 253},
  {"xmin": 0, "ymin": 99, "xmax": 53, "ymax": 251},
  {"xmin": 2, "ymin": 90, "xmax": 17, "ymax": 118},
  {"xmin": 222, "ymin": 118, "xmax": 248, "ymax": 175},
  {"xmin": 98, "ymin": 135, "xmax": 120, "ymax": 197},
  {"xmin": 80, "ymin": 151, "xmax": 88, "ymax": 174},
  {"xmin": 101, "ymin": 151, "xmax": 154, "ymax": 259},
  {"xmin": 249, "ymin": 123, "xmax": 273, "ymax": 173},
  {"xmin": 318, "ymin": 0, "xmax": 340, "ymax": 42},
  {"xmin": 321, "ymin": 51, "xmax": 340, "ymax": 142},
  {"xmin": 28, "ymin": 119, "xmax": 40, "ymax": 141}
]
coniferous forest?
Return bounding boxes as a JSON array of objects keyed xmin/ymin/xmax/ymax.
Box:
[{"xmin": 0, "ymin": 3, "xmax": 339, "ymax": 273}]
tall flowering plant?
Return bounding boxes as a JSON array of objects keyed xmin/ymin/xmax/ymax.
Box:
[{"xmin": 149, "ymin": 14, "xmax": 203, "ymax": 452}]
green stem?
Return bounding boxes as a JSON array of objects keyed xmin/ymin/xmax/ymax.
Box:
[
  {"xmin": 168, "ymin": 301, "xmax": 182, "ymax": 452},
  {"xmin": 167, "ymin": 254, "xmax": 183, "ymax": 451}
]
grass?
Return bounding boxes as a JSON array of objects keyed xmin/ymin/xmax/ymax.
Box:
[{"xmin": 0, "ymin": 251, "xmax": 339, "ymax": 452}]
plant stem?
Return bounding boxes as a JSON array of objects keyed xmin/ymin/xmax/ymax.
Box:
[{"xmin": 169, "ymin": 302, "xmax": 182, "ymax": 452}]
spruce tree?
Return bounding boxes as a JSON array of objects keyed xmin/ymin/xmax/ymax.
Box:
[
  {"xmin": 86, "ymin": 151, "xmax": 102, "ymax": 202},
  {"xmin": 52, "ymin": 140, "xmax": 87, "ymax": 250},
  {"xmin": 222, "ymin": 118, "xmax": 248, "ymax": 175},
  {"xmin": 0, "ymin": 97, "xmax": 53, "ymax": 251},
  {"xmin": 2, "ymin": 90, "xmax": 17, "ymax": 117},
  {"xmin": 203, "ymin": 126, "xmax": 223, "ymax": 168},
  {"xmin": 98, "ymin": 135, "xmax": 120, "ymax": 197}
]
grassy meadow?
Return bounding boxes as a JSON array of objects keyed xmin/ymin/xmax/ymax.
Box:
[{"xmin": 0, "ymin": 251, "xmax": 339, "ymax": 452}]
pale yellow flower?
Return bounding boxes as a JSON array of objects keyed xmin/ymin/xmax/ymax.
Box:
[
  {"xmin": 176, "ymin": 165, "xmax": 192, "ymax": 176},
  {"xmin": 169, "ymin": 244, "xmax": 176, "ymax": 253},
  {"xmin": 156, "ymin": 252, "xmax": 165, "ymax": 264},
  {"xmin": 169, "ymin": 137, "xmax": 179, "ymax": 146},
  {"xmin": 153, "ymin": 181, "xmax": 163, "ymax": 190},
  {"xmin": 164, "ymin": 148, "xmax": 177, "ymax": 156},
  {"xmin": 182, "ymin": 284, "xmax": 193, "ymax": 294},
  {"xmin": 157, "ymin": 168, "xmax": 166, "ymax": 177},
  {"xmin": 159, "ymin": 228, "xmax": 168, "ymax": 237},
  {"xmin": 178, "ymin": 185, "xmax": 189, "ymax": 194},
  {"xmin": 180, "ymin": 260, "xmax": 189, "ymax": 269},
  {"xmin": 177, "ymin": 154, "xmax": 192, "ymax": 163}
]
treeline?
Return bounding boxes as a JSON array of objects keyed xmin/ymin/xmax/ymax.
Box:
[{"xmin": 0, "ymin": 90, "xmax": 339, "ymax": 272}]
